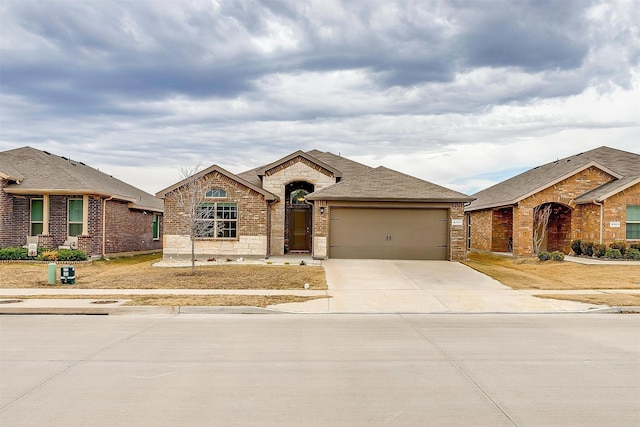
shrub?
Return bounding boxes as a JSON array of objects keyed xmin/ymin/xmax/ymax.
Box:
[
  {"xmin": 571, "ymin": 240, "xmax": 582, "ymax": 256},
  {"xmin": 537, "ymin": 251, "xmax": 551, "ymax": 261},
  {"xmin": 57, "ymin": 249, "xmax": 87, "ymax": 261},
  {"xmin": 37, "ymin": 250, "xmax": 58, "ymax": 261},
  {"xmin": 625, "ymin": 248, "xmax": 640, "ymax": 260},
  {"xmin": 630, "ymin": 243, "xmax": 640, "ymax": 250},
  {"xmin": 593, "ymin": 244, "xmax": 607, "ymax": 258},
  {"xmin": 550, "ymin": 251, "xmax": 565, "ymax": 261},
  {"xmin": 580, "ymin": 242, "xmax": 594, "ymax": 257},
  {"xmin": 609, "ymin": 241, "xmax": 627, "ymax": 256},
  {"xmin": 0, "ymin": 247, "xmax": 86, "ymax": 261},
  {"xmin": 0, "ymin": 247, "xmax": 31, "ymax": 260},
  {"xmin": 605, "ymin": 248, "xmax": 622, "ymax": 259}
]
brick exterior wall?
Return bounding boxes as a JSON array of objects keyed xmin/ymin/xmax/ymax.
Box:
[
  {"xmin": 469, "ymin": 210, "xmax": 492, "ymax": 251},
  {"xmin": 449, "ymin": 202, "xmax": 467, "ymax": 261},
  {"xmin": 468, "ymin": 167, "xmax": 640, "ymax": 256},
  {"xmin": 0, "ymin": 180, "xmax": 15, "ymax": 247},
  {"xmin": 0, "ymin": 190, "xmax": 162, "ymax": 257},
  {"xmin": 491, "ymin": 208, "xmax": 513, "ymax": 252},
  {"xmin": 104, "ymin": 199, "xmax": 162, "ymax": 254},
  {"xmin": 162, "ymin": 171, "xmax": 269, "ymax": 259}
]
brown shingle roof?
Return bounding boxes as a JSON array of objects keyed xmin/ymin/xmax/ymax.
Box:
[
  {"xmin": 306, "ymin": 166, "xmax": 474, "ymax": 202},
  {"xmin": 467, "ymin": 146, "xmax": 640, "ymax": 211},
  {"xmin": 0, "ymin": 146, "xmax": 163, "ymax": 212},
  {"xmin": 156, "ymin": 164, "xmax": 277, "ymax": 201}
]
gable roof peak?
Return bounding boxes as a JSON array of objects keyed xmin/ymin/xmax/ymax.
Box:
[{"xmin": 256, "ymin": 150, "xmax": 343, "ymax": 178}]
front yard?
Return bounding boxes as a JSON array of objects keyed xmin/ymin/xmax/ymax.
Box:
[
  {"xmin": 463, "ymin": 252, "xmax": 640, "ymax": 306},
  {"xmin": 0, "ymin": 253, "xmax": 328, "ymax": 306}
]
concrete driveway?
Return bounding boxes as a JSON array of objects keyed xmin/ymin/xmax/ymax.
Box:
[{"xmin": 275, "ymin": 259, "xmax": 604, "ymax": 313}]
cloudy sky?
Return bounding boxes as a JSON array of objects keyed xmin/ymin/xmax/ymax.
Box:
[{"xmin": 1, "ymin": 0, "xmax": 639, "ymax": 195}]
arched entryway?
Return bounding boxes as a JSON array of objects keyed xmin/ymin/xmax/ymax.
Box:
[
  {"xmin": 285, "ymin": 181, "xmax": 314, "ymax": 253},
  {"xmin": 533, "ymin": 202, "xmax": 572, "ymax": 254}
]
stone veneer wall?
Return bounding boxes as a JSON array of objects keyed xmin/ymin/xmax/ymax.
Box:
[{"xmin": 261, "ymin": 158, "xmax": 336, "ymax": 256}]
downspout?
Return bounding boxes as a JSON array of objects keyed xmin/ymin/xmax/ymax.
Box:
[
  {"xmin": 102, "ymin": 196, "xmax": 114, "ymax": 258},
  {"xmin": 266, "ymin": 199, "xmax": 276, "ymax": 259},
  {"xmin": 593, "ymin": 200, "xmax": 603, "ymax": 244}
]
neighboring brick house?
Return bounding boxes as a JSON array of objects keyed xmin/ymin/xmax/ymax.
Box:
[
  {"xmin": 465, "ymin": 146, "xmax": 640, "ymax": 256},
  {"xmin": 158, "ymin": 150, "xmax": 474, "ymax": 261},
  {"xmin": 0, "ymin": 146, "xmax": 163, "ymax": 257}
]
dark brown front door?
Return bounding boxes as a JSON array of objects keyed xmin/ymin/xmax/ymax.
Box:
[{"xmin": 289, "ymin": 208, "xmax": 311, "ymax": 251}]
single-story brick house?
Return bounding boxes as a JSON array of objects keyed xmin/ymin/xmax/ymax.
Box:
[
  {"xmin": 0, "ymin": 146, "xmax": 163, "ymax": 257},
  {"xmin": 465, "ymin": 146, "xmax": 640, "ymax": 256},
  {"xmin": 157, "ymin": 150, "xmax": 474, "ymax": 261}
]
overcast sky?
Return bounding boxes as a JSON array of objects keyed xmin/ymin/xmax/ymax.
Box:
[{"xmin": 1, "ymin": 0, "xmax": 639, "ymax": 195}]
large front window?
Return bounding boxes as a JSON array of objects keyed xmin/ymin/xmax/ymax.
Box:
[
  {"xmin": 68, "ymin": 199, "xmax": 83, "ymax": 237},
  {"xmin": 30, "ymin": 199, "xmax": 43, "ymax": 236},
  {"xmin": 196, "ymin": 202, "xmax": 237, "ymax": 238},
  {"xmin": 627, "ymin": 206, "xmax": 640, "ymax": 239}
]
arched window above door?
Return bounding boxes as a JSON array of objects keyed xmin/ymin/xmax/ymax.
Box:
[{"xmin": 290, "ymin": 189, "xmax": 309, "ymax": 205}]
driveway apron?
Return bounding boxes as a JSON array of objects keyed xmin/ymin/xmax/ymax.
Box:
[{"xmin": 274, "ymin": 259, "xmax": 604, "ymax": 313}]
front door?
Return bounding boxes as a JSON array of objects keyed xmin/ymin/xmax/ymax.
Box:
[{"xmin": 289, "ymin": 208, "xmax": 311, "ymax": 251}]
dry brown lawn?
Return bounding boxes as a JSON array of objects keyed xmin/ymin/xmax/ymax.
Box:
[
  {"xmin": 534, "ymin": 293, "xmax": 640, "ymax": 307},
  {"xmin": 464, "ymin": 252, "xmax": 640, "ymax": 307},
  {"xmin": 0, "ymin": 254, "xmax": 327, "ymax": 290},
  {"xmin": 0, "ymin": 294, "xmax": 329, "ymax": 307},
  {"xmin": 463, "ymin": 252, "xmax": 640, "ymax": 290}
]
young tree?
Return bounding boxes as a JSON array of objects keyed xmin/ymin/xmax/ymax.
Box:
[
  {"xmin": 532, "ymin": 204, "xmax": 553, "ymax": 255},
  {"xmin": 166, "ymin": 165, "xmax": 211, "ymax": 274}
]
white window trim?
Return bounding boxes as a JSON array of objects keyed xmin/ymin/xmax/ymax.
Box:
[{"xmin": 30, "ymin": 198, "xmax": 44, "ymax": 236}]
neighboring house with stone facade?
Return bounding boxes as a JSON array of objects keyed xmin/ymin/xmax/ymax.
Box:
[
  {"xmin": 465, "ymin": 146, "xmax": 640, "ymax": 256},
  {"xmin": 0, "ymin": 146, "xmax": 163, "ymax": 257},
  {"xmin": 158, "ymin": 150, "xmax": 474, "ymax": 261}
]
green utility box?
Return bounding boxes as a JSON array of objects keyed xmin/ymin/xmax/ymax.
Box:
[{"xmin": 60, "ymin": 266, "xmax": 76, "ymax": 285}]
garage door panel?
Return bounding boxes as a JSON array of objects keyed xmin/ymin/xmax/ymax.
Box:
[{"xmin": 330, "ymin": 208, "xmax": 449, "ymax": 260}]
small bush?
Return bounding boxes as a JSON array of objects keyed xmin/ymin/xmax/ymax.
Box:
[
  {"xmin": 630, "ymin": 243, "xmax": 640, "ymax": 250},
  {"xmin": 593, "ymin": 244, "xmax": 607, "ymax": 258},
  {"xmin": 625, "ymin": 248, "xmax": 640, "ymax": 260},
  {"xmin": 605, "ymin": 248, "xmax": 622, "ymax": 259},
  {"xmin": 571, "ymin": 240, "xmax": 582, "ymax": 256},
  {"xmin": 0, "ymin": 247, "xmax": 28, "ymax": 260},
  {"xmin": 580, "ymin": 242, "xmax": 594, "ymax": 257},
  {"xmin": 550, "ymin": 251, "xmax": 565, "ymax": 261},
  {"xmin": 537, "ymin": 251, "xmax": 551, "ymax": 261},
  {"xmin": 0, "ymin": 247, "xmax": 86, "ymax": 261},
  {"xmin": 37, "ymin": 250, "xmax": 58, "ymax": 261},
  {"xmin": 609, "ymin": 241, "xmax": 627, "ymax": 256},
  {"xmin": 57, "ymin": 249, "xmax": 87, "ymax": 261}
]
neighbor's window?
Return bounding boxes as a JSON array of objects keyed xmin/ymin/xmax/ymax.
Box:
[
  {"xmin": 627, "ymin": 205, "xmax": 640, "ymax": 239},
  {"xmin": 196, "ymin": 202, "xmax": 237, "ymax": 238},
  {"xmin": 290, "ymin": 189, "xmax": 309, "ymax": 205},
  {"xmin": 30, "ymin": 199, "xmax": 44, "ymax": 236},
  {"xmin": 205, "ymin": 188, "xmax": 226, "ymax": 198},
  {"xmin": 68, "ymin": 199, "xmax": 84, "ymax": 237},
  {"xmin": 152, "ymin": 214, "xmax": 160, "ymax": 240}
]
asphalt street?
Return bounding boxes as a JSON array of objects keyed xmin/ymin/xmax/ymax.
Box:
[{"xmin": 1, "ymin": 314, "xmax": 639, "ymax": 426}]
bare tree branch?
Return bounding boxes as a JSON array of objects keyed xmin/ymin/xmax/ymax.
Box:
[{"xmin": 533, "ymin": 204, "xmax": 553, "ymax": 254}]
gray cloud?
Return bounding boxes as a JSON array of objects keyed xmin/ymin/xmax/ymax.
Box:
[{"xmin": 1, "ymin": 0, "xmax": 639, "ymax": 194}]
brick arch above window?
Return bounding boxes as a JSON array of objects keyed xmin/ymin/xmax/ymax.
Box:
[{"xmin": 205, "ymin": 188, "xmax": 226, "ymax": 198}]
